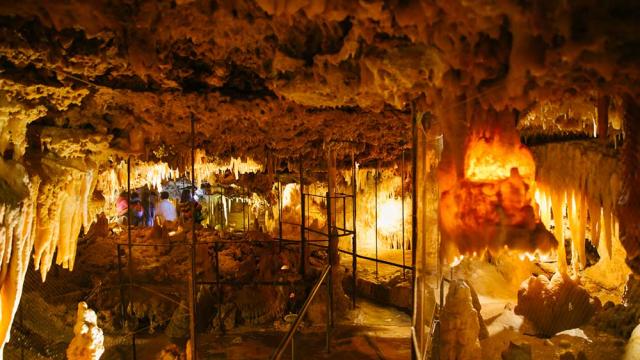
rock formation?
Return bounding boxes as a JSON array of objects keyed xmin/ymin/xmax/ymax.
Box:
[
  {"xmin": 515, "ymin": 272, "xmax": 600, "ymax": 336},
  {"xmin": 624, "ymin": 323, "xmax": 640, "ymax": 360},
  {"xmin": 66, "ymin": 302, "xmax": 105, "ymax": 360},
  {"xmin": 440, "ymin": 280, "xmax": 482, "ymax": 360}
]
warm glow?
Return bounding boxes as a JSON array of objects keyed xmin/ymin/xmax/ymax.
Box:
[
  {"xmin": 464, "ymin": 133, "xmax": 536, "ymax": 181},
  {"xmin": 440, "ymin": 130, "xmax": 557, "ymax": 264},
  {"xmin": 450, "ymin": 255, "xmax": 465, "ymax": 267},
  {"xmin": 377, "ymin": 197, "xmax": 404, "ymax": 235},
  {"xmin": 282, "ymin": 183, "xmax": 298, "ymax": 208}
]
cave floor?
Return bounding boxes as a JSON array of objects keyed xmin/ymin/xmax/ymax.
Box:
[
  {"xmin": 121, "ymin": 298, "xmax": 411, "ymax": 360},
  {"xmin": 448, "ymin": 256, "xmax": 628, "ymax": 360}
]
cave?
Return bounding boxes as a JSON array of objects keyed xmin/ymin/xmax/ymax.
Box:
[{"xmin": 0, "ymin": 1, "xmax": 639, "ymax": 359}]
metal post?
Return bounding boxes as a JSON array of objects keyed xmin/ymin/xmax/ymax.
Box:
[
  {"xmin": 132, "ymin": 333, "xmax": 137, "ymax": 360},
  {"xmin": 306, "ymin": 193, "xmax": 310, "ymax": 241},
  {"xmin": 326, "ymin": 267, "xmax": 332, "ymax": 353},
  {"xmin": 326, "ymin": 191, "xmax": 332, "ymax": 254},
  {"xmin": 325, "ymin": 188, "xmax": 335, "ymax": 330},
  {"xmin": 189, "ymin": 114, "xmax": 198, "ymax": 359},
  {"xmin": 117, "ymin": 244, "xmax": 126, "ymax": 327},
  {"xmin": 278, "ymin": 175, "xmax": 283, "ymax": 249},
  {"xmin": 410, "ymin": 108, "xmax": 418, "ymax": 360},
  {"xmin": 126, "ymin": 156, "xmax": 137, "ymax": 357},
  {"xmin": 342, "ymin": 197, "xmax": 346, "ymax": 234},
  {"xmin": 242, "ymin": 188, "xmax": 246, "ymax": 232},
  {"xmin": 299, "ymin": 158, "xmax": 306, "ymax": 276},
  {"xmin": 126, "ymin": 157, "xmax": 133, "ymax": 325},
  {"xmin": 374, "ymin": 162, "xmax": 379, "ymax": 278},
  {"xmin": 401, "ymin": 150, "xmax": 406, "ymax": 279},
  {"xmin": 351, "ymin": 153, "xmax": 357, "ymax": 309},
  {"xmin": 216, "ymin": 243, "xmax": 224, "ymax": 334},
  {"xmin": 328, "ymin": 262, "xmax": 334, "ymax": 328}
]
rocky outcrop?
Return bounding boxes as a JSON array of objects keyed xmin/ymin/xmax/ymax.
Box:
[{"xmin": 515, "ymin": 272, "xmax": 600, "ymax": 336}]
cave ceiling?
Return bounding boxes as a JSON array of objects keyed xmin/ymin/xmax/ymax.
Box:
[{"xmin": 1, "ymin": 0, "xmax": 639, "ymax": 167}]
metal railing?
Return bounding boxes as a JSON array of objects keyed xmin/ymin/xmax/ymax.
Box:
[{"xmin": 270, "ymin": 264, "xmax": 333, "ymax": 360}]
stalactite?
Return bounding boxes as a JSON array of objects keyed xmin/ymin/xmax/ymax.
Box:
[
  {"xmin": 32, "ymin": 160, "xmax": 98, "ymax": 281},
  {"xmin": 533, "ymin": 140, "xmax": 621, "ymax": 274},
  {"xmin": 0, "ymin": 159, "xmax": 39, "ymax": 351},
  {"xmin": 192, "ymin": 150, "xmax": 263, "ymax": 185}
]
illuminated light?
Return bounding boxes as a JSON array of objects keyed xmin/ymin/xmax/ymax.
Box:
[
  {"xmin": 440, "ymin": 129, "xmax": 558, "ymax": 265},
  {"xmin": 450, "ymin": 255, "xmax": 465, "ymax": 267},
  {"xmin": 222, "ymin": 195, "xmax": 228, "ymax": 224},
  {"xmin": 377, "ymin": 197, "xmax": 404, "ymax": 235},
  {"xmin": 282, "ymin": 183, "xmax": 298, "ymax": 208},
  {"xmin": 464, "ymin": 133, "xmax": 536, "ymax": 182},
  {"xmin": 168, "ymin": 231, "xmax": 177, "ymax": 236}
]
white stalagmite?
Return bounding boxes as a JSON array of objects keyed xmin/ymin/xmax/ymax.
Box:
[{"xmin": 66, "ymin": 302, "xmax": 105, "ymax": 360}]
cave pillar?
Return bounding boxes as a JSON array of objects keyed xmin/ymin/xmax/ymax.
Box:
[{"xmin": 411, "ymin": 111, "xmax": 442, "ymax": 359}]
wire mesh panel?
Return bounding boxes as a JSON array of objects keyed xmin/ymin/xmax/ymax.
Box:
[{"xmin": 5, "ymin": 259, "xmax": 139, "ymax": 360}]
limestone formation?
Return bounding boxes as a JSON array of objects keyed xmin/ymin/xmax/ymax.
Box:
[
  {"xmin": 66, "ymin": 302, "xmax": 105, "ymax": 360},
  {"xmin": 515, "ymin": 272, "xmax": 600, "ymax": 336},
  {"xmin": 440, "ymin": 280, "xmax": 482, "ymax": 360},
  {"xmin": 624, "ymin": 324, "xmax": 640, "ymax": 360}
]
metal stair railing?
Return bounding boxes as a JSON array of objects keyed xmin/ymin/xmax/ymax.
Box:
[{"xmin": 270, "ymin": 264, "xmax": 332, "ymax": 360}]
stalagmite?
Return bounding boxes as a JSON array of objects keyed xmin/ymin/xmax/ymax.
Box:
[
  {"xmin": 440, "ymin": 280, "xmax": 482, "ymax": 360},
  {"xmin": 66, "ymin": 302, "xmax": 105, "ymax": 360}
]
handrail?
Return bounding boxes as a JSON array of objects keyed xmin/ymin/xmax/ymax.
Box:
[
  {"xmin": 270, "ymin": 264, "xmax": 332, "ymax": 360},
  {"xmin": 306, "ymin": 242, "xmax": 414, "ymax": 271}
]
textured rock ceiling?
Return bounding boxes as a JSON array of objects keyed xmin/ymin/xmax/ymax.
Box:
[{"xmin": 1, "ymin": 0, "xmax": 639, "ymax": 164}]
